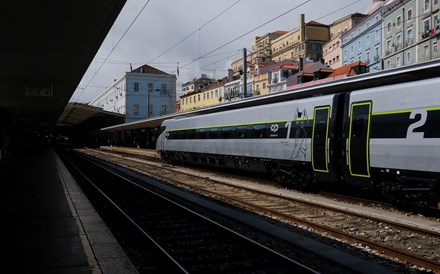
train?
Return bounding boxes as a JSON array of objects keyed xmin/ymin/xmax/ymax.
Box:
[{"xmin": 156, "ymin": 61, "xmax": 440, "ymax": 208}]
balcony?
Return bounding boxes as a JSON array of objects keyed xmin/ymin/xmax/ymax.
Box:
[{"xmin": 405, "ymin": 38, "xmax": 413, "ymax": 47}]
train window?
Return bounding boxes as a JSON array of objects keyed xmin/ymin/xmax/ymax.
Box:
[
  {"xmin": 178, "ymin": 130, "xmax": 187, "ymax": 139},
  {"xmin": 209, "ymin": 128, "xmax": 219, "ymax": 139},
  {"xmin": 352, "ymin": 117, "xmax": 364, "ymax": 138},
  {"xmin": 221, "ymin": 127, "xmax": 233, "ymax": 138},
  {"xmin": 316, "ymin": 120, "xmax": 327, "ymax": 138},
  {"xmin": 236, "ymin": 126, "xmax": 247, "ymax": 138},
  {"xmin": 168, "ymin": 131, "xmax": 178, "ymax": 139},
  {"xmin": 253, "ymin": 124, "xmax": 267, "ymax": 138},
  {"xmin": 196, "ymin": 128, "xmax": 207, "ymax": 139},
  {"xmin": 187, "ymin": 129, "xmax": 196, "ymax": 139}
]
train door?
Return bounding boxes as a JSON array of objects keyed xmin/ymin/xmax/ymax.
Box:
[
  {"xmin": 348, "ymin": 102, "xmax": 371, "ymax": 178},
  {"xmin": 312, "ymin": 106, "xmax": 330, "ymax": 173}
]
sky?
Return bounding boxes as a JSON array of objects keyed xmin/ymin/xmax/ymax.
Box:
[{"xmin": 70, "ymin": 0, "xmax": 374, "ymax": 104}]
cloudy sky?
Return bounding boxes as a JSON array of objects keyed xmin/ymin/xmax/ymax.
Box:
[{"xmin": 71, "ymin": 0, "xmax": 373, "ymax": 103}]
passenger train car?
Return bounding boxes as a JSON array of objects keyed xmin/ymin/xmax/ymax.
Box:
[{"xmin": 156, "ymin": 61, "xmax": 440, "ymax": 207}]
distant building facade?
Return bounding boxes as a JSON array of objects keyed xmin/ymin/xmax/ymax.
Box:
[
  {"xmin": 271, "ymin": 14, "xmax": 330, "ymax": 63},
  {"xmin": 89, "ymin": 64, "xmax": 176, "ymax": 123},
  {"xmin": 180, "ymin": 78, "xmax": 226, "ymax": 111},
  {"xmin": 341, "ymin": 1, "xmax": 388, "ymax": 72},
  {"xmin": 382, "ymin": 0, "xmax": 440, "ymax": 69},
  {"xmin": 323, "ymin": 13, "xmax": 367, "ymax": 68},
  {"xmin": 179, "ymin": 74, "xmax": 216, "ymax": 111}
]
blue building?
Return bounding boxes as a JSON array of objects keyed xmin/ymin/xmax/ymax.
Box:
[
  {"xmin": 89, "ymin": 64, "xmax": 177, "ymax": 123},
  {"xmin": 341, "ymin": 1, "xmax": 387, "ymax": 72}
]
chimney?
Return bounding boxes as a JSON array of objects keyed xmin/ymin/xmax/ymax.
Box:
[
  {"xmin": 299, "ymin": 57, "xmax": 304, "ymax": 71},
  {"xmin": 300, "ymin": 14, "xmax": 305, "ymax": 43}
]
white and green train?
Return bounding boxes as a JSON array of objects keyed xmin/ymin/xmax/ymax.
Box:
[{"xmin": 156, "ymin": 61, "xmax": 440, "ymax": 208}]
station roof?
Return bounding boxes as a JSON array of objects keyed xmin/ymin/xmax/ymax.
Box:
[
  {"xmin": 57, "ymin": 103, "xmax": 124, "ymax": 128},
  {"xmin": 0, "ymin": 0, "xmax": 126, "ymax": 131}
]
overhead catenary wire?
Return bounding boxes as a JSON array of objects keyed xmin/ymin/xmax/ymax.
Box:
[
  {"xmin": 75, "ymin": 0, "xmax": 153, "ymax": 102},
  {"xmin": 177, "ymin": 0, "xmax": 313, "ymax": 72},
  {"xmin": 75, "ymin": 0, "xmax": 375, "ymax": 103},
  {"xmin": 145, "ymin": 0, "xmax": 242, "ymax": 65}
]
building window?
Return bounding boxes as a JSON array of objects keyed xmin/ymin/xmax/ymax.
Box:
[
  {"xmin": 198, "ymin": 94, "xmax": 200, "ymax": 101},
  {"xmin": 133, "ymin": 104, "xmax": 139, "ymax": 115},
  {"xmin": 160, "ymin": 105, "xmax": 167, "ymax": 115},
  {"xmin": 435, "ymin": 14, "xmax": 440, "ymax": 30},
  {"xmin": 407, "ymin": 9, "xmax": 412, "ymax": 21},
  {"xmin": 396, "ymin": 16, "xmax": 402, "ymax": 27},
  {"xmin": 134, "ymin": 82, "xmax": 139, "ymax": 92},
  {"xmin": 375, "ymin": 29, "xmax": 379, "ymax": 40},
  {"xmin": 424, "ymin": 18, "xmax": 430, "ymax": 33},
  {"xmin": 434, "ymin": 41, "xmax": 438, "ymax": 51},
  {"xmin": 366, "ymin": 35, "xmax": 370, "ymax": 44},
  {"xmin": 387, "ymin": 21, "xmax": 392, "ymax": 32},
  {"xmin": 407, "ymin": 51, "xmax": 412, "ymax": 64},
  {"xmin": 396, "ymin": 56, "xmax": 401, "ymax": 67},
  {"xmin": 358, "ymin": 40, "xmax": 362, "ymax": 50},
  {"xmin": 148, "ymin": 83, "xmax": 153, "ymax": 92},
  {"xmin": 425, "ymin": 0, "xmax": 430, "ymax": 12},
  {"xmin": 161, "ymin": 83, "xmax": 167, "ymax": 95},
  {"xmin": 396, "ymin": 34, "xmax": 402, "ymax": 48}
]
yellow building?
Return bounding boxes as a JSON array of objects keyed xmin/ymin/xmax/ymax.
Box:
[
  {"xmin": 252, "ymin": 63, "xmax": 270, "ymax": 96},
  {"xmin": 180, "ymin": 78, "xmax": 227, "ymax": 111}
]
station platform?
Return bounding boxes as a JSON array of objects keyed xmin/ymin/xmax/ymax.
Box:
[{"xmin": 0, "ymin": 147, "xmax": 137, "ymax": 274}]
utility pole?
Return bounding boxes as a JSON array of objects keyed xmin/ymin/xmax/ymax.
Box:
[{"xmin": 243, "ymin": 47, "xmax": 247, "ymax": 98}]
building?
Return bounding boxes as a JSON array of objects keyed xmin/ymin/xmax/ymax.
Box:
[
  {"xmin": 418, "ymin": 0, "xmax": 440, "ymax": 62},
  {"xmin": 230, "ymin": 31, "xmax": 287, "ymax": 78},
  {"xmin": 89, "ymin": 64, "xmax": 177, "ymax": 123},
  {"xmin": 382, "ymin": 0, "xmax": 440, "ymax": 69},
  {"xmin": 341, "ymin": 0, "xmax": 390, "ymax": 72},
  {"xmin": 180, "ymin": 78, "xmax": 226, "ymax": 111},
  {"xmin": 224, "ymin": 68, "xmax": 252, "ymax": 102},
  {"xmin": 268, "ymin": 62, "xmax": 299, "ymax": 93},
  {"xmin": 323, "ymin": 13, "xmax": 367, "ymax": 68},
  {"xmin": 179, "ymin": 74, "xmax": 216, "ymax": 111},
  {"xmin": 271, "ymin": 14, "xmax": 330, "ymax": 63},
  {"xmin": 286, "ymin": 61, "xmax": 331, "ymax": 89},
  {"xmin": 286, "ymin": 61, "xmax": 367, "ymax": 90}
]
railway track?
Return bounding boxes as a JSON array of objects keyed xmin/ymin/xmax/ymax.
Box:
[
  {"xmin": 79, "ymin": 147, "xmax": 440, "ymax": 273},
  {"xmin": 59, "ymin": 149, "xmax": 324, "ymax": 273}
]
